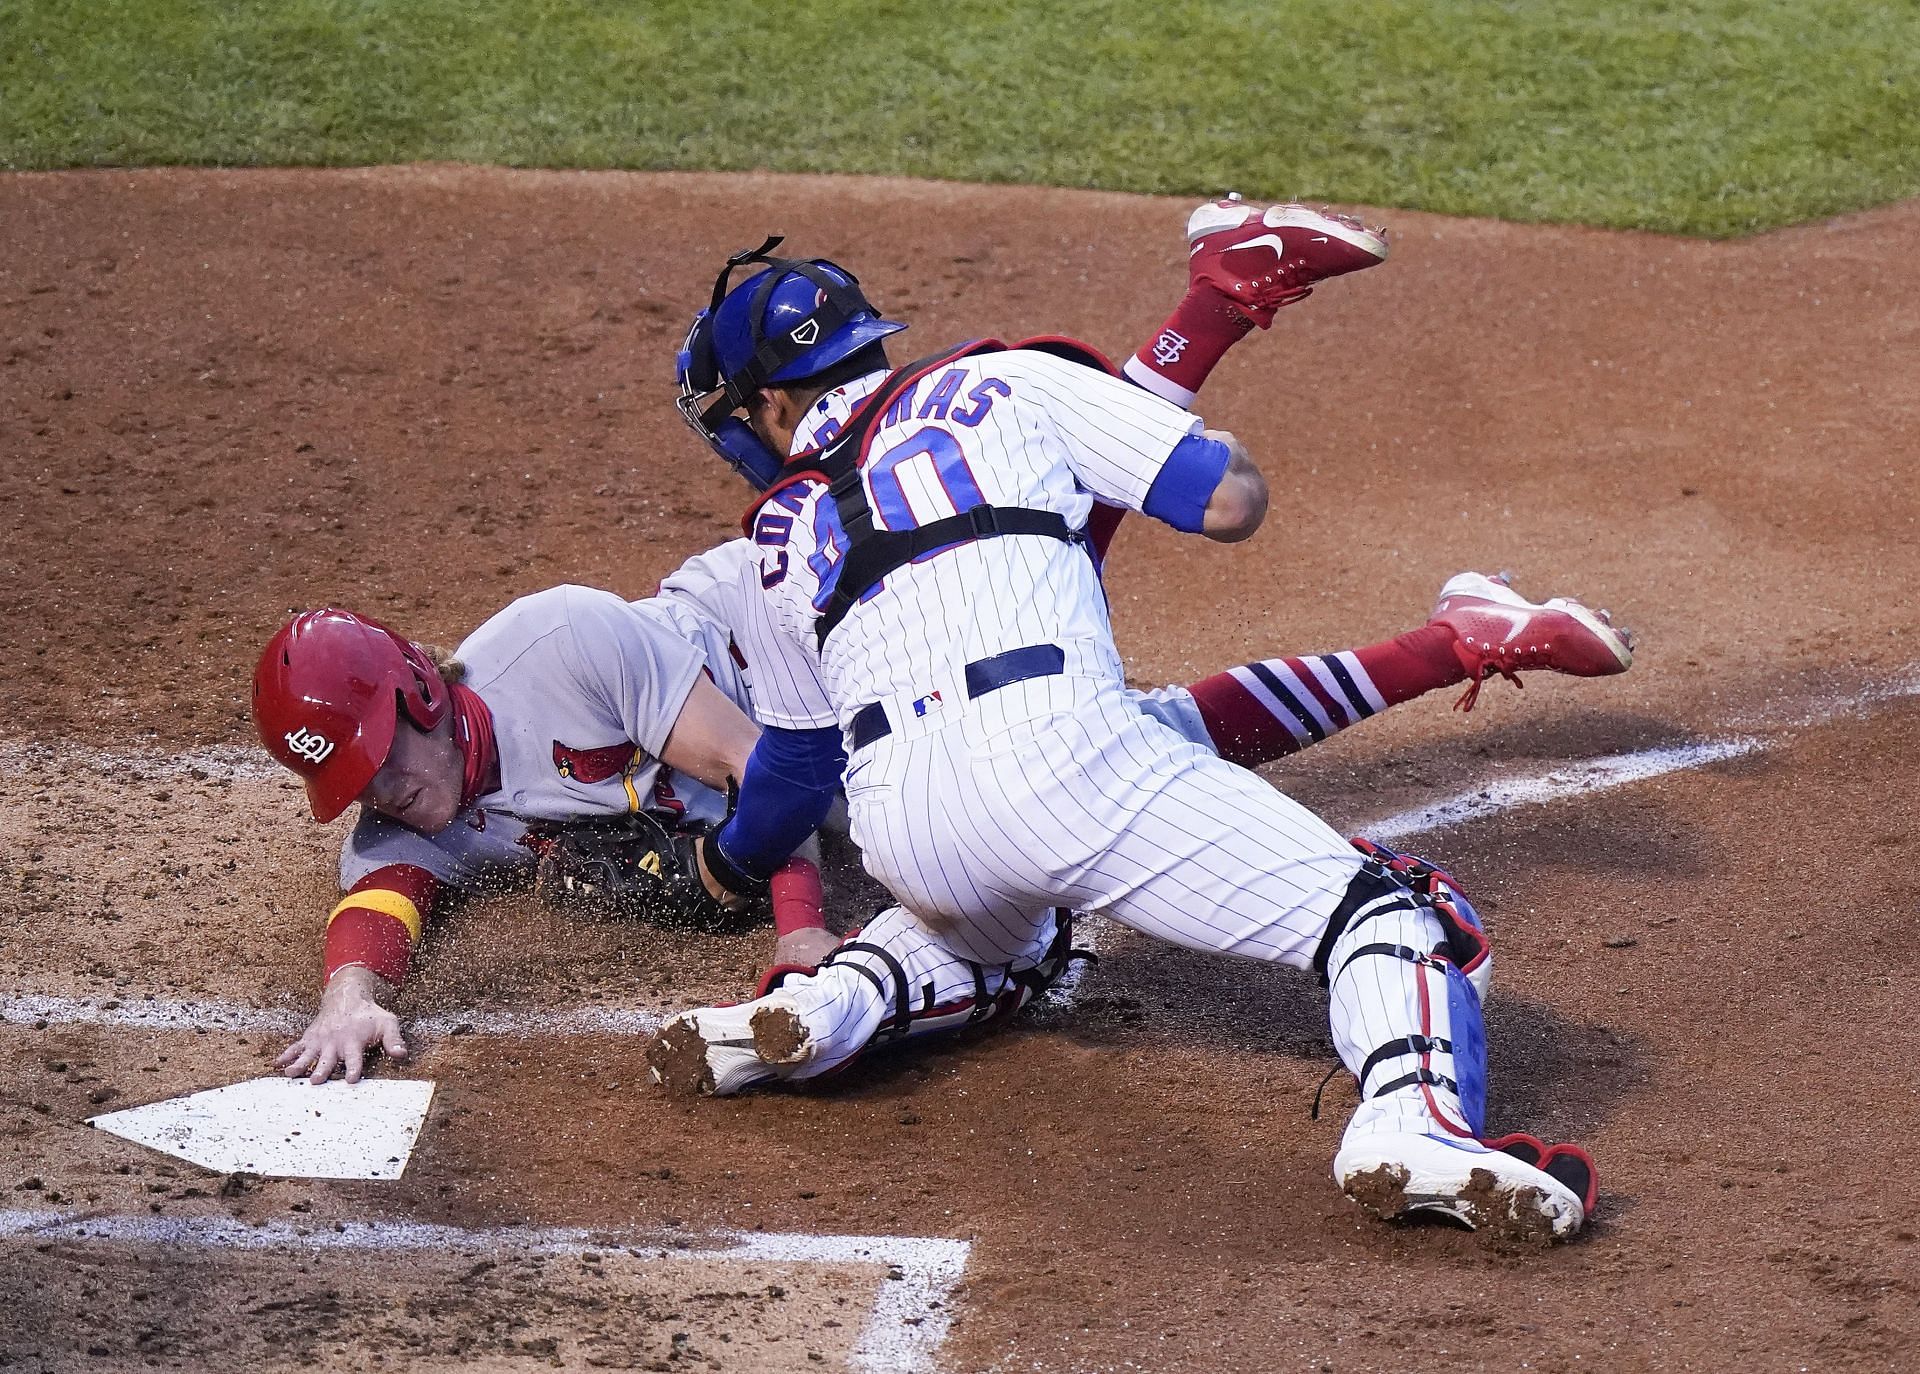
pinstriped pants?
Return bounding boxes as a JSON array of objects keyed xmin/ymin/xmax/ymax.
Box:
[{"xmin": 844, "ymin": 675, "xmax": 1366, "ymax": 970}]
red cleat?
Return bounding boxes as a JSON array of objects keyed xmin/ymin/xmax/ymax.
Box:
[
  {"xmin": 1429, "ymin": 571, "xmax": 1636, "ymax": 711},
  {"xmin": 1186, "ymin": 194, "xmax": 1389, "ymax": 327}
]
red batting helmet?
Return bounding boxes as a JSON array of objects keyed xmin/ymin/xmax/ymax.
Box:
[{"xmin": 251, "ymin": 608, "xmax": 449, "ymax": 823}]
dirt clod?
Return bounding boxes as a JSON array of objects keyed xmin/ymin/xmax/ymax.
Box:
[
  {"xmin": 645, "ymin": 1019, "xmax": 716, "ymax": 1097},
  {"xmin": 748, "ymin": 1007, "xmax": 811, "ymax": 1066}
]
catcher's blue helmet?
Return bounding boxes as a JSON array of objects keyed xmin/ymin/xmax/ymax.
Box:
[{"xmin": 677, "ymin": 236, "xmax": 905, "ymax": 488}]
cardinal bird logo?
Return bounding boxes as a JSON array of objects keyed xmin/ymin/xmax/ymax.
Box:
[{"xmin": 551, "ymin": 739, "xmax": 640, "ymax": 785}]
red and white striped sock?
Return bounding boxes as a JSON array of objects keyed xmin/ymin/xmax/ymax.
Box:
[
  {"xmin": 1121, "ymin": 286, "xmax": 1255, "ymax": 408},
  {"xmin": 1188, "ymin": 624, "xmax": 1466, "ymax": 768}
]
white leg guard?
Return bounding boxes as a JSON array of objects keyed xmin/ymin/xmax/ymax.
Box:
[
  {"xmin": 646, "ymin": 907, "xmax": 1071, "ymax": 1097},
  {"xmin": 1322, "ymin": 873, "xmax": 1586, "ymax": 1242}
]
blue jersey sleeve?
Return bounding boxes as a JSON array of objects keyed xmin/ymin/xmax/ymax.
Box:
[
  {"xmin": 711, "ymin": 724, "xmax": 847, "ymax": 882},
  {"xmin": 1141, "ymin": 432, "xmax": 1232, "ymax": 534}
]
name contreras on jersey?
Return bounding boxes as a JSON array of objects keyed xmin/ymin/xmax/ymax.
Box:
[
  {"xmin": 750, "ymin": 367, "xmax": 1025, "ymax": 603},
  {"xmin": 875, "ymin": 367, "xmax": 1010, "ymax": 429},
  {"xmin": 732, "ymin": 347, "xmax": 1203, "ymax": 732}
]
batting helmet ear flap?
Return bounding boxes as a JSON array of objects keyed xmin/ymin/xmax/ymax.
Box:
[{"xmin": 393, "ymin": 640, "xmax": 449, "ymax": 733}]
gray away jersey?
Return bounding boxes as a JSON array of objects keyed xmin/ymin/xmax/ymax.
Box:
[{"xmin": 339, "ymin": 582, "xmax": 747, "ymax": 892}]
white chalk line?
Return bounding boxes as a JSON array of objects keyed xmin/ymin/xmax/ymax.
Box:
[
  {"xmin": 0, "ymin": 1208, "xmax": 966, "ymax": 1374},
  {"xmin": 1360, "ymin": 666, "xmax": 1920, "ymax": 843},
  {"xmin": 1, "ymin": 992, "xmax": 669, "ymax": 1040},
  {"xmin": 0, "ymin": 740, "xmax": 278, "ymax": 783},
  {"xmin": 7, "ymin": 667, "xmax": 1915, "ymax": 1032},
  {"xmin": 1357, "ymin": 736, "xmax": 1762, "ymax": 843}
]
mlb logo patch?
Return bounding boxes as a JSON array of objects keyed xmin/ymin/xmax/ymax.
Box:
[{"xmin": 912, "ymin": 690, "xmax": 944, "ymax": 718}]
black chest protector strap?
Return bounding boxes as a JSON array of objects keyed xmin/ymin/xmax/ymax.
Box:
[{"xmin": 809, "ymin": 341, "xmax": 1082, "ymax": 647}]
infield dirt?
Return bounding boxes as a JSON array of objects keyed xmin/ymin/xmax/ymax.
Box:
[{"xmin": 2, "ymin": 168, "xmax": 1917, "ymax": 1371}]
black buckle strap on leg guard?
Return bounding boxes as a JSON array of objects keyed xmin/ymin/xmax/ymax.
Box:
[
  {"xmin": 1358, "ymin": 1034, "xmax": 1454, "ymax": 1098},
  {"xmin": 1005, "ymin": 910, "xmax": 1093, "ymax": 1003},
  {"xmin": 819, "ymin": 939, "xmax": 914, "ymax": 1044},
  {"xmin": 964, "ymin": 962, "xmax": 996, "ymax": 1025},
  {"xmin": 1330, "ymin": 942, "xmax": 1439, "ymax": 990},
  {"xmin": 1368, "ymin": 1066, "xmax": 1461, "ymax": 1100},
  {"xmin": 1311, "ymin": 861, "xmax": 1417, "ymax": 988},
  {"xmin": 1349, "ymin": 836, "xmax": 1491, "ymax": 979}
]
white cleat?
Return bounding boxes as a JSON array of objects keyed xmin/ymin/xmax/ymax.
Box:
[
  {"xmin": 646, "ymin": 997, "xmax": 814, "ymax": 1098},
  {"xmin": 1334, "ymin": 1127, "xmax": 1587, "ymax": 1243}
]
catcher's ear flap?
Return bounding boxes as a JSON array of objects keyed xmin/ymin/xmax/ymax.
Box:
[
  {"xmin": 712, "ymin": 415, "xmax": 787, "ymax": 491},
  {"xmin": 678, "ymin": 308, "xmax": 721, "ymax": 394}
]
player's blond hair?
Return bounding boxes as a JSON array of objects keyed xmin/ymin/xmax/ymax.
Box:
[{"xmin": 421, "ymin": 643, "xmax": 466, "ymax": 686}]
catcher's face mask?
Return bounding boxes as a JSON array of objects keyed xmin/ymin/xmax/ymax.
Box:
[{"xmin": 675, "ymin": 235, "xmax": 904, "ymax": 490}]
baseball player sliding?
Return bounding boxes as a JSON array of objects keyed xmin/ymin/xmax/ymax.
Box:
[
  {"xmin": 654, "ymin": 199, "xmax": 1632, "ymax": 1241},
  {"xmin": 253, "ymin": 574, "xmax": 851, "ymax": 1085}
]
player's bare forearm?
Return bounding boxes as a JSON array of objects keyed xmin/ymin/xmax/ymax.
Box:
[
  {"xmin": 275, "ymin": 964, "xmax": 409, "ymax": 1085},
  {"xmin": 660, "ymin": 672, "xmax": 762, "ymax": 792},
  {"xmin": 1200, "ymin": 432, "xmax": 1267, "ymax": 541},
  {"xmin": 773, "ymin": 926, "xmax": 840, "ymax": 968}
]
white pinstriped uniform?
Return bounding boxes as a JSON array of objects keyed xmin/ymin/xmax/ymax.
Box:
[
  {"xmin": 738, "ymin": 349, "xmax": 1370, "ymax": 973},
  {"xmin": 649, "ymin": 302, "xmax": 1573, "ymax": 1219},
  {"xmin": 693, "ymin": 344, "xmax": 1489, "ymax": 1194},
  {"xmin": 675, "ymin": 526, "xmax": 1220, "ymax": 749}
]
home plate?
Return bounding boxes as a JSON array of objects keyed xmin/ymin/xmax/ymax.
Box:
[{"xmin": 89, "ymin": 1076, "xmax": 436, "ymax": 1180}]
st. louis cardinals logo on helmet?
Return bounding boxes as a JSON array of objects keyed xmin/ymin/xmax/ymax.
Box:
[{"xmin": 283, "ymin": 726, "xmax": 336, "ymax": 765}]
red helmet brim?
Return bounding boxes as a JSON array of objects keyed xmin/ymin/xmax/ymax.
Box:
[{"xmin": 299, "ymin": 706, "xmax": 397, "ymax": 823}]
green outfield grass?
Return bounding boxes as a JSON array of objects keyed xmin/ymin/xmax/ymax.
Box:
[{"xmin": 4, "ymin": 0, "xmax": 1917, "ymax": 235}]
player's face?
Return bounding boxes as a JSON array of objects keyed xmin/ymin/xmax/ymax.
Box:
[
  {"xmin": 358, "ymin": 714, "xmax": 463, "ymax": 835},
  {"xmin": 746, "ymin": 387, "xmax": 800, "ymax": 458}
]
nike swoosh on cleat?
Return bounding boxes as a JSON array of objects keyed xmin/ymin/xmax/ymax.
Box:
[
  {"xmin": 1471, "ymin": 604, "xmax": 1536, "ymax": 645},
  {"xmin": 1221, "ymin": 233, "xmax": 1289, "ymax": 254}
]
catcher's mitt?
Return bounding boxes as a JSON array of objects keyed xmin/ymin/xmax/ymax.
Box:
[{"xmin": 520, "ymin": 815, "xmax": 757, "ymax": 933}]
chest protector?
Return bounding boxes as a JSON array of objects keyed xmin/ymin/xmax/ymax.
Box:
[{"xmin": 743, "ymin": 336, "xmax": 1123, "ymax": 648}]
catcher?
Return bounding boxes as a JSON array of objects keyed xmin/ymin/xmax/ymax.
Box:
[{"xmin": 643, "ymin": 204, "xmax": 1633, "ymax": 1240}]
